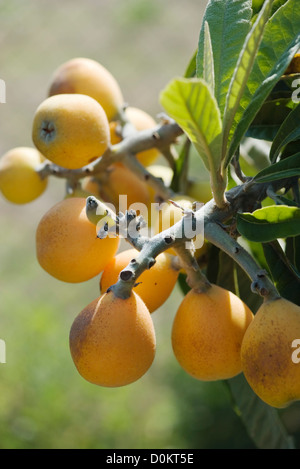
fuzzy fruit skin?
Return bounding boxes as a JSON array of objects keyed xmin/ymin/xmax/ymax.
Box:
[
  {"xmin": 172, "ymin": 284, "xmax": 254, "ymax": 381},
  {"xmin": 83, "ymin": 163, "xmax": 151, "ymax": 214},
  {"xmin": 110, "ymin": 106, "xmax": 160, "ymax": 166},
  {"xmin": 32, "ymin": 94, "xmax": 110, "ymax": 170},
  {"xmin": 100, "ymin": 248, "xmax": 179, "ymax": 313},
  {"xmin": 69, "ymin": 291, "xmax": 156, "ymax": 387},
  {"xmin": 48, "ymin": 57, "xmax": 124, "ymax": 121},
  {"xmin": 147, "ymin": 164, "xmax": 173, "ymax": 187},
  {"xmin": 147, "ymin": 164, "xmax": 173, "ymax": 206},
  {"xmin": 241, "ymin": 298, "xmax": 300, "ymax": 408},
  {"xmin": 36, "ymin": 198, "xmax": 119, "ymax": 283},
  {"xmin": 0, "ymin": 147, "xmax": 47, "ymax": 204},
  {"xmin": 285, "ymin": 53, "xmax": 300, "ymax": 75}
]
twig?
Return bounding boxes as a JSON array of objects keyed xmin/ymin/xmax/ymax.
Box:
[
  {"xmin": 204, "ymin": 221, "xmax": 279, "ymax": 300},
  {"xmin": 106, "ymin": 178, "xmax": 286, "ymax": 300}
]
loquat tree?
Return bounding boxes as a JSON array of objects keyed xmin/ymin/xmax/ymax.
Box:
[{"xmin": 1, "ymin": 0, "xmax": 300, "ymax": 449}]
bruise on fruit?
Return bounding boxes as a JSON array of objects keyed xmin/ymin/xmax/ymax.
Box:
[{"xmin": 49, "ymin": 78, "xmax": 76, "ymax": 96}]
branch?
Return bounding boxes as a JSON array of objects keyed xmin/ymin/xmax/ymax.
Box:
[
  {"xmin": 204, "ymin": 221, "xmax": 279, "ymax": 301},
  {"xmin": 101, "ymin": 178, "xmax": 287, "ymax": 300},
  {"xmin": 36, "ymin": 119, "xmax": 182, "ymax": 204}
]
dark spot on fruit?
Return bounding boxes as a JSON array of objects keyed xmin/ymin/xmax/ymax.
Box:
[
  {"xmin": 41, "ymin": 120, "xmax": 56, "ymax": 142},
  {"xmin": 88, "ymin": 156, "xmax": 98, "ymax": 163}
]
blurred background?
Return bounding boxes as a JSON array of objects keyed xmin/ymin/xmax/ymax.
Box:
[{"xmin": 0, "ymin": 0, "xmax": 286, "ymax": 449}]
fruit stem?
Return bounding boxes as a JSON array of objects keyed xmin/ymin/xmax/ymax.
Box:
[
  {"xmin": 121, "ymin": 153, "xmax": 174, "ymax": 201},
  {"xmin": 108, "ymin": 237, "xmax": 166, "ymax": 300},
  {"xmin": 173, "ymin": 244, "xmax": 211, "ymax": 293},
  {"xmin": 204, "ymin": 221, "xmax": 280, "ymax": 301}
]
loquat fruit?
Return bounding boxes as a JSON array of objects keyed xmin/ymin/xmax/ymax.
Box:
[
  {"xmin": 69, "ymin": 290, "xmax": 156, "ymax": 387},
  {"xmin": 36, "ymin": 197, "xmax": 119, "ymax": 283}
]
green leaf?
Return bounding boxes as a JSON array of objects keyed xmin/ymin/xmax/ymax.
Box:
[
  {"xmin": 240, "ymin": 137, "xmax": 271, "ymax": 171},
  {"xmin": 272, "ymin": 194, "xmax": 299, "ymax": 207},
  {"xmin": 237, "ymin": 205, "xmax": 300, "ymax": 242},
  {"xmin": 286, "ymin": 235, "xmax": 300, "ymax": 272},
  {"xmin": 203, "ymin": 21, "xmax": 215, "ymax": 94},
  {"xmin": 270, "ymin": 104, "xmax": 300, "ymax": 162},
  {"xmin": 197, "ymin": 0, "xmax": 252, "ymax": 116},
  {"xmin": 205, "ymin": 244, "xmax": 221, "ymax": 284},
  {"xmin": 252, "ymin": 0, "xmax": 265, "ymax": 16},
  {"xmin": 281, "ymin": 139, "xmax": 300, "ymax": 159},
  {"xmin": 243, "ymin": 238, "xmax": 271, "ymax": 275},
  {"xmin": 227, "ymin": 0, "xmax": 300, "ymax": 165},
  {"xmin": 177, "ymin": 272, "xmax": 191, "ymax": 296},
  {"xmin": 252, "ymin": 0, "xmax": 289, "ymax": 19},
  {"xmin": 227, "ymin": 374, "xmax": 295, "ymax": 449},
  {"xmin": 216, "ymin": 250, "xmax": 239, "ymax": 294},
  {"xmin": 263, "ymin": 241, "xmax": 300, "ymax": 305},
  {"xmin": 222, "ymin": 0, "xmax": 274, "ymax": 167},
  {"xmin": 217, "ymin": 251, "xmax": 263, "ymax": 313},
  {"xmin": 270, "ymin": 0, "xmax": 290, "ymax": 16},
  {"xmin": 184, "ymin": 50, "xmax": 197, "ymax": 78},
  {"xmin": 160, "ymin": 77, "xmax": 223, "ymax": 174},
  {"xmin": 254, "ymin": 152, "xmax": 300, "ymax": 183},
  {"xmin": 170, "ymin": 138, "xmax": 191, "ymax": 193},
  {"xmin": 246, "ymin": 95, "xmax": 297, "ymax": 141}
]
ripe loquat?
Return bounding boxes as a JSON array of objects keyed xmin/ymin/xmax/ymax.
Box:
[
  {"xmin": 36, "ymin": 197, "xmax": 119, "ymax": 283},
  {"xmin": 110, "ymin": 106, "xmax": 161, "ymax": 166},
  {"xmin": 32, "ymin": 94, "xmax": 110, "ymax": 170},
  {"xmin": 69, "ymin": 290, "xmax": 156, "ymax": 387},
  {"xmin": 48, "ymin": 57, "xmax": 124, "ymax": 121},
  {"xmin": 0, "ymin": 147, "xmax": 48, "ymax": 204},
  {"xmin": 241, "ymin": 297, "xmax": 300, "ymax": 408},
  {"xmin": 172, "ymin": 284, "xmax": 254, "ymax": 381},
  {"xmin": 83, "ymin": 163, "xmax": 151, "ymax": 215}
]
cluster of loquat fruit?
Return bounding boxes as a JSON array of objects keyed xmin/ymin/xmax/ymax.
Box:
[{"xmin": 1, "ymin": 56, "xmax": 300, "ymax": 410}]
